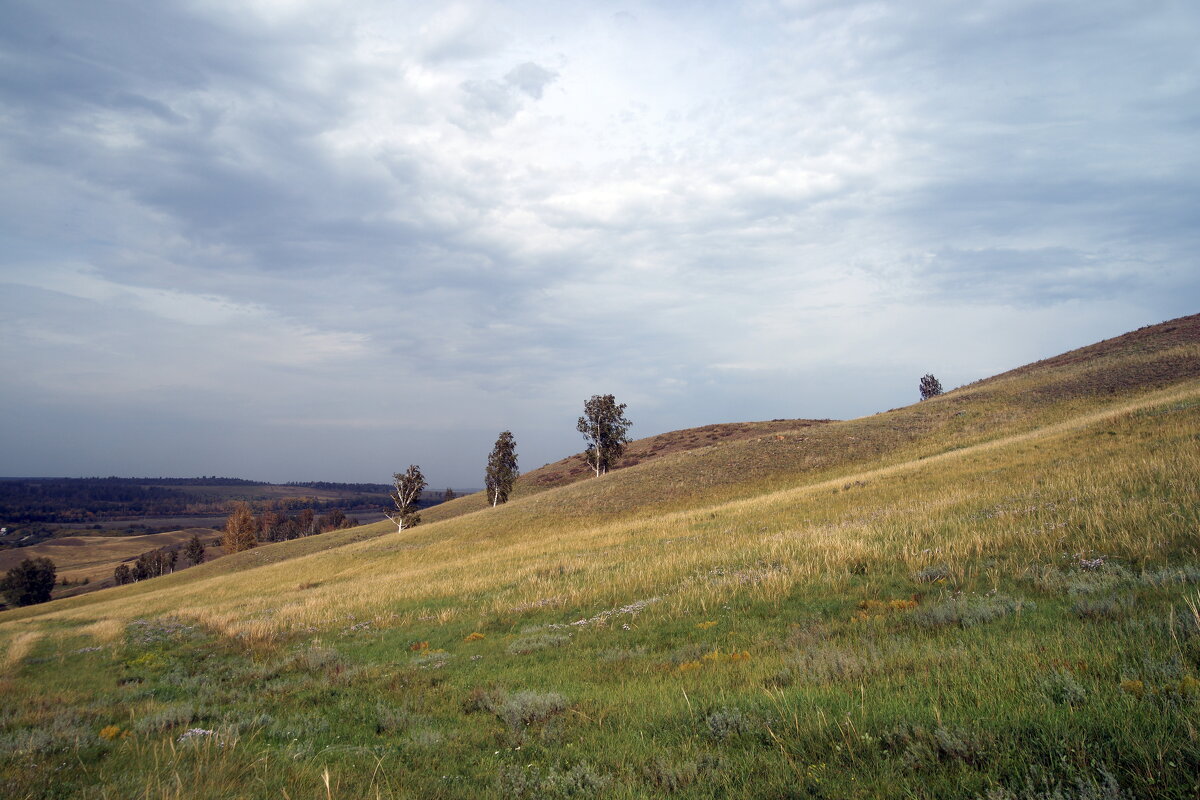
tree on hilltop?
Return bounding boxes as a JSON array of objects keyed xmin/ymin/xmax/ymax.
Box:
[
  {"xmin": 919, "ymin": 374, "xmax": 944, "ymax": 401},
  {"xmin": 485, "ymin": 431, "xmax": 519, "ymax": 507},
  {"xmin": 577, "ymin": 394, "xmax": 632, "ymax": 477},
  {"xmin": 222, "ymin": 502, "xmax": 259, "ymax": 553},
  {"xmin": 387, "ymin": 465, "xmax": 426, "ymax": 531},
  {"xmin": 1, "ymin": 557, "xmax": 56, "ymax": 607},
  {"xmin": 443, "ymin": 487, "xmax": 456, "ymax": 503}
]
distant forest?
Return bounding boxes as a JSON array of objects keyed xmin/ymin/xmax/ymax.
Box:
[{"xmin": 0, "ymin": 477, "xmax": 392, "ymax": 523}]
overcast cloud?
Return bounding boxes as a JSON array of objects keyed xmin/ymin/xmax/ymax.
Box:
[{"xmin": 1, "ymin": 0, "xmax": 1197, "ymax": 486}]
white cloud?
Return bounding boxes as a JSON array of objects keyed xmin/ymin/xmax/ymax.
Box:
[{"xmin": 0, "ymin": 0, "xmax": 1196, "ymax": 483}]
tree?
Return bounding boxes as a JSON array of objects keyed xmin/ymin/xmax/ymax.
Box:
[
  {"xmin": 184, "ymin": 533, "xmax": 206, "ymax": 566},
  {"xmin": 387, "ymin": 465, "xmax": 426, "ymax": 531},
  {"xmin": 919, "ymin": 374, "xmax": 944, "ymax": 401},
  {"xmin": 443, "ymin": 487, "xmax": 456, "ymax": 503},
  {"xmin": 113, "ymin": 564, "xmax": 132, "ymax": 585},
  {"xmin": 485, "ymin": 431, "xmax": 520, "ymax": 507},
  {"xmin": 133, "ymin": 548, "xmax": 175, "ymax": 580},
  {"xmin": 1, "ymin": 557, "xmax": 57, "ymax": 607},
  {"xmin": 318, "ymin": 508, "xmax": 347, "ymax": 532},
  {"xmin": 297, "ymin": 508, "xmax": 316, "ymax": 537},
  {"xmin": 222, "ymin": 502, "xmax": 259, "ymax": 553},
  {"xmin": 577, "ymin": 394, "xmax": 632, "ymax": 477}
]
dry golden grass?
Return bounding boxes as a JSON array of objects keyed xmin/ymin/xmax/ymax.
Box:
[
  {"xmin": 81, "ymin": 618, "xmax": 124, "ymax": 644},
  {"xmin": 2, "ymin": 630, "xmax": 42, "ymax": 671},
  {"xmin": 4, "ymin": 378, "xmax": 1195, "ymax": 647},
  {"xmin": 0, "ymin": 528, "xmax": 225, "ymax": 589}
]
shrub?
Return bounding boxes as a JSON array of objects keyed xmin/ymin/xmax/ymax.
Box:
[
  {"xmin": 1040, "ymin": 670, "xmax": 1087, "ymax": 706},
  {"xmin": 705, "ymin": 707, "xmax": 751, "ymax": 741},
  {"xmin": 882, "ymin": 724, "xmax": 990, "ymax": 770},
  {"xmin": 375, "ymin": 704, "xmax": 410, "ymax": 734},
  {"xmin": 1071, "ymin": 595, "xmax": 1127, "ymax": 620},
  {"xmin": 1034, "ymin": 564, "xmax": 1129, "ymax": 596},
  {"xmin": 461, "ymin": 687, "xmax": 503, "ymax": 715},
  {"xmin": 496, "ymin": 691, "xmax": 569, "ymax": 734},
  {"xmin": 1140, "ymin": 565, "xmax": 1200, "ymax": 586},
  {"xmin": 911, "ymin": 594, "xmax": 1031, "ymax": 628},
  {"xmin": 980, "ymin": 766, "xmax": 1132, "ymax": 799},
  {"xmin": 497, "ymin": 762, "xmax": 611, "ymax": 799},
  {"xmin": 507, "ymin": 632, "xmax": 571, "ymax": 655},
  {"xmin": 642, "ymin": 758, "xmax": 698, "ymax": 793},
  {"xmin": 914, "ymin": 564, "xmax": 951, "ymax": 583},
  {"xmin": 290, "ymin": 644, "xmax": 342, "ymax": 673},
  {"xmin": 786, "ymin": 643, "xmax": 875, "ymax": 685}
]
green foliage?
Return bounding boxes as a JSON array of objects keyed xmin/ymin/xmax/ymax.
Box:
[
  {"xmin": 576, "ymin": 394, "xmax": 632, "ymax": 476},
  {"xmin": 486, "ymin": 430, "xmax": 520, "ymax": 506},
  {"xmin": 1039, "ymin": 670, "xmax": 1087, "ymax": 706},
  {"xmin": 133, "ymin": 547, "xmax": 178, "ymax": 580},
  {"xmin": 184, "ymin": 533, "xmax": 206, "ymax": 566},
  {"xmin": 388, "ymin": 465, "xmax": 426, "ymax": 530},
  {"xmin": 704, "ymin": 707, "xmax": 752, "ymax": 741},
  {"xmin": 920, "ymin": 373, "xmax": 945, "ymax": 400},
  {"xmin": 1, "ymin": 557, "xmax": 56, "ymax": 606}
]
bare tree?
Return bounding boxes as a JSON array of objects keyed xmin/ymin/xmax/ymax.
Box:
[
  {"xmin": 387, "ymin": 465, "xmax": 426, "ymax": 531},
  {"xmin": 577, "ymin": 394, "xmax": 632, "ymax": 477},
  {"xmin": 919, "ymin": 374, "xmax": 944, "ymax": 400},
  {"xmin": 485, "ymin": 430, "xmax": 519, "ymax": 507}
]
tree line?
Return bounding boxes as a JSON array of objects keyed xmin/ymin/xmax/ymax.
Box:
[
  {"xmin": 0, "ymin": 477, "xmax": 391, "ymax": 523},
  {"xmin": 112, "ymin": 533, "xmax": 208, "ymax": 585},
  {"xmin": 387, "ymin": 394, "xmax": 633, "ymax": 531},
  {"xmin": 219, "ymin": 503, "xmax": 360, "ymax": 553}
]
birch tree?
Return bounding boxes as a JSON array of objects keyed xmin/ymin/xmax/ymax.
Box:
[
  {"xmin": 577, "ymin": 394, "xmax": 632, "ymax": 477},
  {"xmin": 485, "ymin": 430, "xmax": 519, "ymax": 507},
  {"xmin": 387, "ymin": 465, "xmax": 426, "ymax": 531}
]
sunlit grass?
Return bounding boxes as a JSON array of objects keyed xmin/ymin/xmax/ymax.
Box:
[{"xmin": 1, "ymin": 327, "xmax": 1198, "ymax": 798}]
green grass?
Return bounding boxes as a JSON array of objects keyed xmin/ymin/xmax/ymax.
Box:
[{"xmin": 1, "ymin": 314, "xmax": 1199, "ymax": 798}]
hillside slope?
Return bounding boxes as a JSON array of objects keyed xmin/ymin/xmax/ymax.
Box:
[
  {"xmin": 1, "ymin": 314, "xmax": 1198, "ymax": 799},
  {"xmin": 424, "ymin": 312, "xmax": 1200, "ymax": 525}
]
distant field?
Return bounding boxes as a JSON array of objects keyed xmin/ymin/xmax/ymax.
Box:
[{"xmin": 0, "ymin": 528, "xmax": 225, "ymax": 594}]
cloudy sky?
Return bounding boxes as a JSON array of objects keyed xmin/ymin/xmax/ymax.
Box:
[{"xmin": 1, "ymin": 1, "xmax": 1197, "ymax": 487}]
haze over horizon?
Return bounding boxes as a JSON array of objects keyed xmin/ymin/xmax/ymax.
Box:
[{"xmin": 2, "ymin": 1, "xmax": 1198, "ymax": 487}]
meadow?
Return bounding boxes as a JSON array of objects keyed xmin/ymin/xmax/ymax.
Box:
[{"xmin": 1, "ymin": 316, "xmax": 1198, "ymax": 798}]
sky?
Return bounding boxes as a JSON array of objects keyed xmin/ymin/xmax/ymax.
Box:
[{"xmin": 1, "ymin": 0, "xmax": 1198, "ymax": 487}]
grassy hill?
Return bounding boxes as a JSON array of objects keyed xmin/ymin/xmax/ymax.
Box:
[{"xmin": 1, "ymin": 314, "xmax": 1198, "ymax": 799}]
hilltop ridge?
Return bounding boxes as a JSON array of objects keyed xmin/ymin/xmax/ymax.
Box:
[{"xmin": 422, "ymin": 312, "xmax": 1200, "ymax": 525}]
